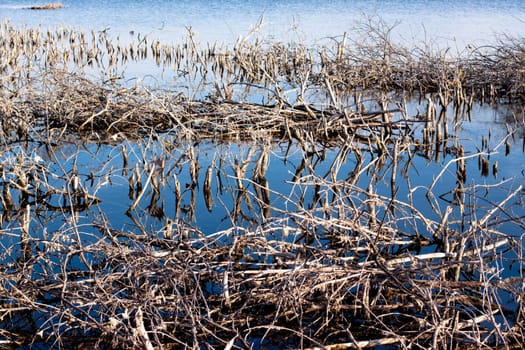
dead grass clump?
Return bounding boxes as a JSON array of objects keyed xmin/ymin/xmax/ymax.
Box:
[
  {"xmin": 2, "ymin": 67, "xmax": 413, "ymax": 144},
  {"xmin": 0, "ymin": 20, "xmax": 525, "ymax": 143},
  {"xmin": 0, "ymin": 22, "xmax": 439, "ymax": 145},
  {"xmin": 27, "ymin": 3, "xmax": 64, "ymax": 10}
]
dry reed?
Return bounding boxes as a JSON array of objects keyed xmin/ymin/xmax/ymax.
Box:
[
  {"xmin": 0, "ymin": 19, "xmax": 523, "ymax": 349},
  {"xmin": 0, "ymin": 182, "xmax": 521, "ymax": 348}
]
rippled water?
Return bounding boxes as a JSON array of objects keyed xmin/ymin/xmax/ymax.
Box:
[{"xmin": 1, "ymin": 0, "xmax": 524, "ymax": 46}]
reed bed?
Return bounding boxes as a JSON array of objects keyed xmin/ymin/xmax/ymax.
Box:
[
  {"xmin": 0, "ymin": 134, "xmax": 522, "ymax": 349},
  {"xmin": 0, "ymin": 19, "xmax": 524, "ymax": 141},
  {"xmin": 0, "ymin": 175, "xmax": 522, "ymax": 349},
  {"xmin": 0, "ymin": 19, "xmax": 523, "ymax": 349}
]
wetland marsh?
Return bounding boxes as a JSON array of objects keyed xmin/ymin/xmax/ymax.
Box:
[{"xmin": 0, "ymin": 1, "xmax": 524, "ymax": 349}]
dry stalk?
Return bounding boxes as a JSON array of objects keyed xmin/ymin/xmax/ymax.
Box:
[{"xmin": 0, "ymin": 19, "xmax": 523, "ymax": 350}]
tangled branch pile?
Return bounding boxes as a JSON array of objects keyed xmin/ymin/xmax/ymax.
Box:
[{"xmin": 1, "ymin": 188, "xmax": 523, "ymax": 349}]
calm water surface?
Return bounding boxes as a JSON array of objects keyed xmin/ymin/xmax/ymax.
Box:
[
  {"xmin": 1, "ymin": 0, "xmax": 524, "ymax": 46},
  {"xmin": 0, "ymin": 1, "xmax": 522, "ymax": 345},
  {"xmin": 0, "ymin": 1, "xmax": 523, "ymax": 237}
]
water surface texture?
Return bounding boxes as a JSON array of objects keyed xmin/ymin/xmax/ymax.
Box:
[
  {"xmin": 1, "ymin": 0, "xmax": 524, "ymax": 46},
  {"xmin": 0, "ymin": 1, "xmax": 522, "ymax": 239}
]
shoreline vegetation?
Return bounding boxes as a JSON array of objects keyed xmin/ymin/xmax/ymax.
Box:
[
  {"xmin": 0, "ymin": 20, "xmax": 524, "ymax": 141},
  {"xmin": 0, "ymin": 19, "xmax": 524, "ymax": 348}
]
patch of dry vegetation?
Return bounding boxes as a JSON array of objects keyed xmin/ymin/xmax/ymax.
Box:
[
  {"xmin": 0, "ymin": 19, "xmax": 523, "ymax": 348},
  {"xmin": 0, "ymin": 180, "xmax": 522, "ymax": 348},
  {"xmin": 26, "ymin": 3, "xmax": 64, "ymax": 10},
  {"xmin": 0, "ymin": 20, "xmax": 524, "ymax": 142}
]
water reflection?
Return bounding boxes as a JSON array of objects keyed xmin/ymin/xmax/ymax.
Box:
[
  {"xmin": 0, "ymin": 98, "xmax": 523, "ymax": 348},
  {"xmin": 0, "ymin": 98, "xmax": 521, "ymax": 241},
  {"xmin": 1, "ymin": 3, "xmax": 524, "ymax": 347}
]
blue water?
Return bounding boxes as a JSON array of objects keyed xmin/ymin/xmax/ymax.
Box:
[
  {"xmin": 1, "ymin": 0, "xmax": 524, "ymax": 46},
  {"xmin": 0, "ymin": 0, "xmax": 522, "ymax": 233},
  {"xmin": 7, "ymin": 101, "xmax": 518, "ymax": 239}
]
